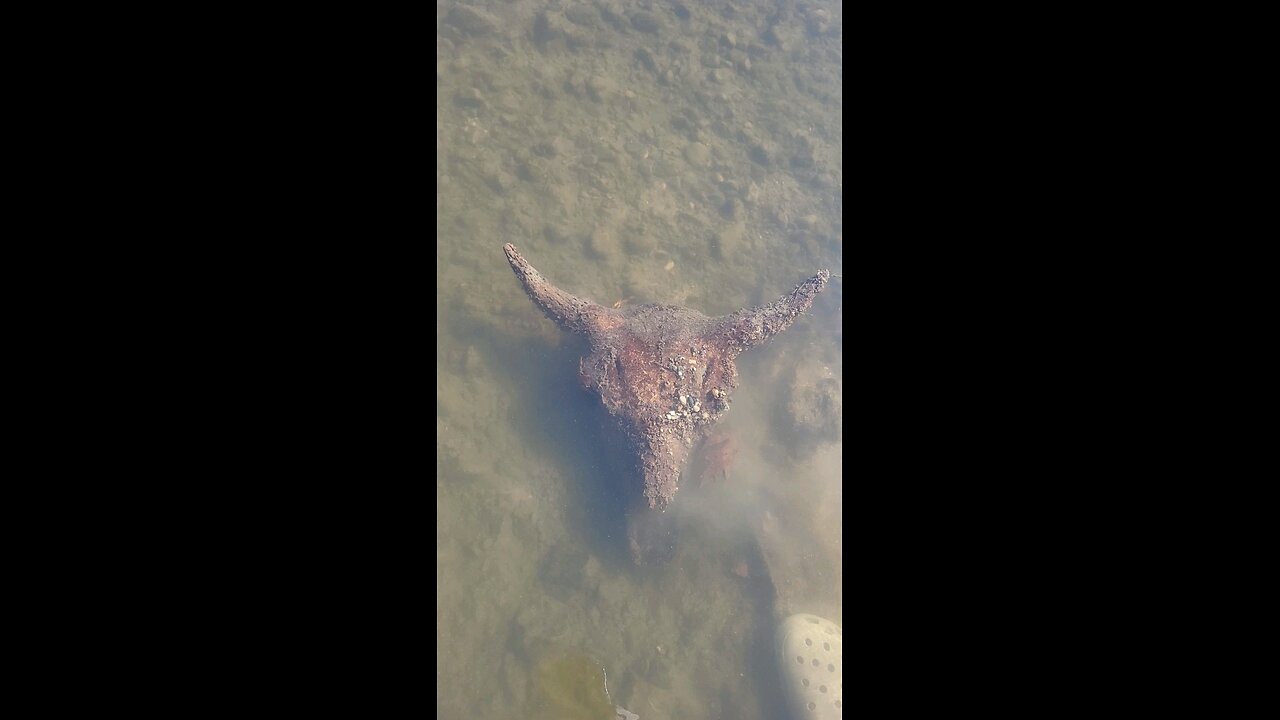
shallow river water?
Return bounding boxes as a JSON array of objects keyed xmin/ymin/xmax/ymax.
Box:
[{"xmin": 437, "ymin": 2, "xmax": 842, "ymax": 717}]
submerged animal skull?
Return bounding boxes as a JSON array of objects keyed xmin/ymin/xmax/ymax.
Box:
[{"xmin": 503, "ymin": 244, "xmax": 828, "ymax": 559}]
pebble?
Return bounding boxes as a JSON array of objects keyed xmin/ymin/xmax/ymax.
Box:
[
  {"xmin": 455, "ymin": 88, "xmax": 485, "ymax": 109},
  {"xmin": 447, "ymin": 6, "xmax": 497, "ymax": 36},
  {"xmin": 587, "ymin": 228, "xmax": 618, "ymax": 258},
  {"xmin": 630, "ymin": 12, "xmax": 662, "ymax": 34},
  {"xmin": 685, "ymin": 142, "xmax": 710, "ymax": 167},
  {"xmin": 635, "ymin": 47, "xmax": 658, "ymax": 73},
  {"xmin": 565, "ymin": 5, "xmax": 600, "ymax": 27},
  {"xmin": 486, "ymin": 169, "xmax": 515, "ymax": 194},
  {"xmin": 712, "ymin": 222, "xmax": 744, "ymax": 259},
  {"xmin": 543, "ymin": 224, "xmax": 568, "ymax": 244},
  {"xmin": 750, "ymin": 140, "xmax": 777, "ymax": 167},
  {"xmin": 721, "ymin": 197, "xmax": 741, "ymax": 220},
  {"xmin": 586, "ymin": 75, "xmax": 614, "ymax": 102},
  {"xmin": 623, "ymin": 228, "xmax": 654, "ymax": 255}
]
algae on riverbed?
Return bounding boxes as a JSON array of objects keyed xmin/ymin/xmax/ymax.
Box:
[{"xmin": 529, "ymin": 646, "xmax": 614, "ymax": 720}]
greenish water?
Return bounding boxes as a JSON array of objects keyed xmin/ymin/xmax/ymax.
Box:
[{"xmin": 437, "ymin": 2, "xmax": 842, "ymax": 718}]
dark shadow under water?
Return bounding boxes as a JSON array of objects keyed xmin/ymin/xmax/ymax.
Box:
[{"xmin": 490, "ymin": 331, "xmax": 640, "ymax": 570}]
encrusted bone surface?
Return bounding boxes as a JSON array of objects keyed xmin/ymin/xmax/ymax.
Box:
[{"xmin": 503, "ymin": 243, "xmax": 828, "ymax": 511}]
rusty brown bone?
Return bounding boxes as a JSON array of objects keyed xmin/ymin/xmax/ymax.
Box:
[{"xmin": 504, "ymin": 243, "xmax": 829, "ymax": 511}]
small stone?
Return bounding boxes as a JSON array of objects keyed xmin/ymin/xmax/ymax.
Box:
[
  {"xmin": 636, "ymin": 47, "xmax": 658, "ymax": 73},
  {"xmin": 586, "ymin": 228, "xmax": 618, "ymax": 259},
  {"xmin": 792, "ymin": 145, "xmax": 817, "ymax": 169},
  {"xmin": 685, "ymin": 142, "xmax": 710, "ymax": 167},
  {"xmin": 763, "ymin": 25, "xmax": 783, "ymax": 48},
  {"xmin": 598, "ymin": 3, "xmax": 627, "ymax": 30},
  {"xmin": 721, "ymin": 197, "xmax": 741, "ymax": 220},
  {"xmin": 623, "ymin": 227, "xmax": 654, "ymax": 255},
  {"xmin": 630, "ymin": 12, "xmax": 662, "ymax": 34},
  {"xmin": 586, "ymin": 75, "xmax": 615, "ymax": 102},
  {"xmin": 710, "ymin": 223, "xmax": 743, "ymax": 259},
  {"xmin": 447, "ymin": 6, "xmax": 497, "ymax": 36},
  {"xmin": 486, "ymin": 169, "xmax": 515, "ymax": 194},
  {"xmin": 806, "ymin": 8, "xmax": 832, "ymax": 36},
  {"xmin": 565, "ymin": 5, "xmax": 600, "ymax": 27},
  {"xmin": 750, "ymin": 139, "xmax": 777, "ymax": 167},
  {"xmin": 455, "ymin": 88, "xmax": 485, "ymax": 109},
  {"xmin": 543, "ymin": 224, "xmax": 568, "ymax": 244},
  {"xmin": 463, "ymin": 345, "xmax": 483, "ymax": 375},
  {"xmin": 788, "ymin": 375, "xmax": 842, "ymax": 442},
  {"xmin": 532, "ymin": 12, "xmax": 561, "ymax": 45},
  {"xmin": 496, "ymin": 91, "xmax": 520, "ymax": 113}
]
